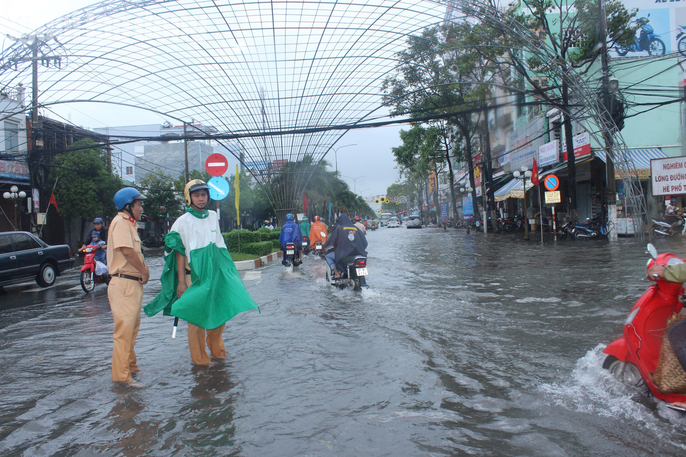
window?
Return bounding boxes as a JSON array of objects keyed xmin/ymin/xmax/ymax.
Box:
[
  {"xmin": 126, "ymin": 166, "xmax": 133, "ymax": 175},
  {"xmin": 563, "ymin": 28, "xmax": 584, "ymax": 49},
  {"xmin": 0, "ymin": 235, "xmax": 12, "ymax": 254},
  {"xmin": 10, "ymin": 233, "xmax": 40, "ymax": 251},
  {"xmin": 4, "ymin": 121, "xmax": 19, "ymax": 152}
]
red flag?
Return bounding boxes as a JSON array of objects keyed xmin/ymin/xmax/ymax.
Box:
[
  {"xmin": 49, "ymin": 190, "xmax": 60, "ymax": 216},
  {"xmin": 531, "ymin": 158, "xmax": 540, "ymax": 186},
  {"xmin": 303, "ymin": 193, "xmax": 308, "ymax": 212}
]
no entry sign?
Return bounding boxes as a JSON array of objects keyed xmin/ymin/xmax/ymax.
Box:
[
  {"xmin": 205, "ymin": 153, "xmax": 228, "ymax": 177},
  {"xmin": 543, "ymin": 174, "xmax": 559, "ymax": 192}
]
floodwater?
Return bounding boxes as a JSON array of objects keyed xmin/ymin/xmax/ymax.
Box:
[{"xmin": 2, "ymin": 228, "xmax": 686, "ymax": 456}]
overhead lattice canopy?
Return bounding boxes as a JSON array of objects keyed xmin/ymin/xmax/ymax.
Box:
[
  {"xmin": 0, "ymin": 0, "xmax": 646, "ymax": 229},
  {"xmin": 0, "ymin": 0, "xmax": 458, "ymax": 212}
]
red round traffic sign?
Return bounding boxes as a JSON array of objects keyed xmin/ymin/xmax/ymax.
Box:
[
  {"xmin": 543, "ymin": 174, "xmax": 559, "ymax": 191},
  {"xmin": 205, "ymin": 153, "xmax": 228, "ymax": 177}
]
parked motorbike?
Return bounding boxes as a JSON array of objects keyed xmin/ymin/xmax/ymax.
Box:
[
  {"xmin": 615, "ymin": 15, "xmax": 665, "ymax": 57},
  {"xmin": 603, "ymin": 243, "xmax": 686, "ymax": 412},
  {"xmin": 78, "ymin": 244, "xmax": 109, "ymax": 293},
  {"xmin": 497, "ymin": 215, "xmax": 523, "ymax": 232},
  {"xmin": 142, "ymin": 233, "xmax": 164, "ymax": 248},
  {"xmin": 326, "ymin": 255, "xmax": 368, "ymax": 291},
  {"xmin": 301, "ymin": 236, "xmax": 312, "ymax": 255},
  {"xmin": 650, "ymin": 211, "xmax": 686, "ymax": 237},
  {"xmin": 283, "ymin": 242, "xmax": 301, "ymax": 267}
]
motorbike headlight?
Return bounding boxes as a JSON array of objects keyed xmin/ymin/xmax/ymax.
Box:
[{"xmin": 626, "ymin": 307, "xmax": 640, "ymax": 326}]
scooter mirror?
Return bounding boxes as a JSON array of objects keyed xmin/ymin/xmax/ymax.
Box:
[{"xmin": 646, "ymin": 243, "xmax": 658, "ymax": 259}]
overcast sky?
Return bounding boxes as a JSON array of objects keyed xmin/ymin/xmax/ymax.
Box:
[{"xmin": 0, "ymin": 0, "xmax": 404, "ymax": 205}]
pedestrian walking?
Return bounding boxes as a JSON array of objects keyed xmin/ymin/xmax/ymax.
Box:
[
  {"xmin": 107, "ymin": 187, "xmax": 149, "ymax": 384},
  {"xmin": 145, "ymin": 179, "xmax": 259, "ymax": 366}
]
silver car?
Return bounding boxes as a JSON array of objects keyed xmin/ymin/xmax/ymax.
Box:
[{"xmin": 406, "ymin": 215, "xmax": 422, "ymax": 228}]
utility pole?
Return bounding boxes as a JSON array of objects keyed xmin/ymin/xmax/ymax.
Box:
[
  {"xmin": 599, "ymin": 0, "xmax": 618, "ymax": 241},
  {"xmin": 183, "ymin": 121, "xmax": 189, "ymax": 182}
]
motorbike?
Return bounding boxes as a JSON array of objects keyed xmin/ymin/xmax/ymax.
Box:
[
  {"xmin": 283, "ymin": 242, "xmax": 301, "ymax": 267},
  {"xmin": 142, "ymin": 233, "xmax": 164, "ymax": 248},
  {"xmin": 603, "ymin": 243, "xmax": 686, "ymax": 412},
  {"xmin": 497, "ymin": 215, "xmax": 523, "ymax": 232},
  {"xmin": 615, "ymin": 15, "xmax": 665, "ymax": 57},
  {"xmin": 314, "ymin": 241, "xmax": 324, "ymax": 256},
  {"xmin": 78, "ymin": 244, "xmax": 109, "ymax": 293},
  {"xmin": 650, "ymin": 211, "xmax": 686, "ymax": 237},
  {"xmin": 301, "ymin": 236, "xmax": 311, "ymax": 255},
  {"xmin": 326, "ymin": 255, "xmax": 368, "ymax": 291}
]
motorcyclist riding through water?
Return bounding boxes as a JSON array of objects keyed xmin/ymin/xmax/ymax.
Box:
[
  {"xmin": 664, "ymin": 198, "xmax": 681, "ymax": 233},
  {"xmin": 647, "ymin": 259, "xmax": 686, "ymax": 408},
  {"xmin": 279, "ymin": 213, "xmax": 303, "ymax": 265},
  {"xmin": 309, "ymin": 216, "xmax": 328, "ymax": 248},
  {"xmin": 324, "ymin": 211, "xmax": 367, "ymax": 279}
]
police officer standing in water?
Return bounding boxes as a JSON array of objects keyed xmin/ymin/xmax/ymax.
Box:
[{"xmin": 107, "ymin": 187, "xmax": 149, "ymax": 385}]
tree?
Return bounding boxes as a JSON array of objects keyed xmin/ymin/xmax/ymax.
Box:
[
  {"xmin": 382, "ymin": 23, "xmax": 505, "ymax": 225},
  {"xmin": 137, "ymin": 169, "xmax": 182, "ymax": 226},
  {"xmin": 504, "ymin": 0, "xmax": 637, "ymax": 217},
  {"xmin": 49, "ymin": 138, "xmax": 123, "ymax": 242}
]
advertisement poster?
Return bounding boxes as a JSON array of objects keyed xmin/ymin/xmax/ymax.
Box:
[
  {"xmin": 462, "ymin": 196, "xmax": 474, "ymax": 220},
  {"xmin": 608, "ymin": 1, "xmax": 684, "ymax": 58},
  {"xmin": 440, "ymin": 203, "xmax": 449, "ymax": 222},
  {"xmin": 562, "ymin": 131, "xmax": 591, "ymax": 161}
]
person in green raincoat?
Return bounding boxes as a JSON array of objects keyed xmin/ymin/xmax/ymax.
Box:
[
  {"xmin": 145, "ymin": 179, "xmax": 259, "ymax": 365},
  {"xmin": 299, "ymin": 216, "xmax": 311, "ymax": 240}
]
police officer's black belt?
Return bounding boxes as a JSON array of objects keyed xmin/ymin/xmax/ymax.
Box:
[
  {"xmin": 112, "ymin": 273, "xmax": 142, "ymax": 281},
  {"xmin": 185, "ymin": 268, "xmax": 191, "ymax": 275}
]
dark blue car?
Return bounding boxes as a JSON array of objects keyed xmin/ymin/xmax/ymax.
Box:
[{"xmin": 0, "ymin": 231, "xmax": 75, "ymax": 288}]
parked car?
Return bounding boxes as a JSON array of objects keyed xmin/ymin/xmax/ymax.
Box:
[
  {"xmin": 0, "ymin": 231, "xmax": 75, "ymax": 288},
  {"xmin": 406, "ymin": 215, "xmax": 422, "ymax": 228},
  {"xmin": 387, "ymin": 217, "xmax": 400, "ymax": 228}
]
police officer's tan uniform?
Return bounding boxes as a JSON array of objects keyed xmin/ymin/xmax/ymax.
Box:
[{"xmin": 107, "ymin": 212, "xmax": 147, "ymax": 382}]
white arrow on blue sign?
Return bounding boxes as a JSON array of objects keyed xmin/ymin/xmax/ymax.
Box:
[{"xmin": 207, "ymin": 176, "xmax": 230, "ymax": 200}]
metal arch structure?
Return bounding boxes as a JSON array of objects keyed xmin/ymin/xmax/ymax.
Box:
[{"xmin": 0, "ymin": 0, "xmax": 646, "ymax": 232}]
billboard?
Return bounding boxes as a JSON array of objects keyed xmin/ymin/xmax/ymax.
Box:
[
  {"xmin": 609, "ymin": 1, "xmax": 682, "ymax": 58},
  {"xmin": 651, "ymin": 156, "xmax": 686, "ymax": 196}
]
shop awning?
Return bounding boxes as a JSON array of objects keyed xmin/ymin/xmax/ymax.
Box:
[
  {"xmin": 594, "ymin": 149, "xmax": 666, "ymax": 179},
  {"xmin": 539, "ymin": 155, "xmax": 595, "ymax": 179},
  {"xmin": 494, "ymin": 177, "xmax": 534, "ymax": 201}
]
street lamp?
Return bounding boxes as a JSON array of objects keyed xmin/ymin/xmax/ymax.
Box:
[
  {"xmin": 331, "ymin": 143, "xmax": 356, "ymax": 175},
  {"xmin": 3, "ymin": 185, "xmax": 27, "ymax": 231},
  {"xmin": 513, "ymin": 166, "xmax": 532, "ymax": 241},
  {"xmin": 342, "ymin": 175, "xmax": 366, "ymax": 194},
  {"xmin": 460, "ymin": 182, "xmax": 472, "ymax": 234}
]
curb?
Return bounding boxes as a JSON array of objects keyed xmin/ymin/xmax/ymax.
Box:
[{"xmin": 234, "ymin": 251, "xmax": 283, "ymax": 271}]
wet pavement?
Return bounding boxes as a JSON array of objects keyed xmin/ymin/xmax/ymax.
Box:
[{"xmin": 2, "ymin": 228, "xmax": 686, "ymax": 455}]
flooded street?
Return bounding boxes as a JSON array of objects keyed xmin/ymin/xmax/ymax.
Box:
[{"xmin": 2, "ymin": 228, "xmax": 686, "ymax": 455}]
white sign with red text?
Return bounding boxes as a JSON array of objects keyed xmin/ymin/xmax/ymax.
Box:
[{"xmin": 651, "ymin": 156, "xmax": 686, "ymax": 196}]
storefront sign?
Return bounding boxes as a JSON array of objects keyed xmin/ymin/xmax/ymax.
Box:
[
  {"xmin": 539, "ymin": 140, "xmax": 559, "ymax": 167},
  {"xmin": 562, "ymin": 131, "xmax": 591, "ymax": 160},
  {"xmin": 651, "ymin": 156, "xmax": 686, "ymax": 196},
  {"xmin": 0, "ymin": 159, "xmax": 29, "ymax": 179},
  {"xmin": 505, "ymin": 117, "xmax": 545, "ymax": 171},
  {"xmin": 545, "ymin": 191, "xmax": 561, "ymax": 204}
]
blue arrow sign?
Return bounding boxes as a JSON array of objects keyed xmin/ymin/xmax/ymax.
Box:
[{"xmin": 207, "ymin": 176, "xmax": 230, "ymax": 200}]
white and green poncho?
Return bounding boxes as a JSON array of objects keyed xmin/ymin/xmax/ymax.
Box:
[{"xmin": 144, "ymin": 208, "xmax": 259, "ymax": 329}]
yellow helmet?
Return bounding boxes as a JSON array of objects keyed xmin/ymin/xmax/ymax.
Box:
[{"xmin": 184, "ymin": 179, "xmax": 210, "ymax": 206}]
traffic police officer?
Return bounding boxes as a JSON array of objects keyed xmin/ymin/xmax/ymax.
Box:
[{"xmin": 107, "ymin": 187, "xmax": 149, "ymax": 383}]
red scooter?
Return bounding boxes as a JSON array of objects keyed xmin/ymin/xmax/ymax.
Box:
[
  {"xmin": 603, "ymin": 243, "xmax": 686, "ymax": 411},
  {"xmin": 78, "ymin": 244, "xmax": 109, "ymax": 293}
]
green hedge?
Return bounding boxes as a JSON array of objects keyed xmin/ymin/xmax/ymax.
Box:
[
  {"xmin": 241, "ymin": 241, "xmax": 274, "ymax": 257},
  {"xmin": 256, "ymin": 226, "xmax": 281, "ymax": 241},
  {"xmin": 223, "ymin": 229, "xmax": 260, "ymax": 251},
  {"xmin": 271, "ymin": 239, "xmax": 283, "ymax": 252}
]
